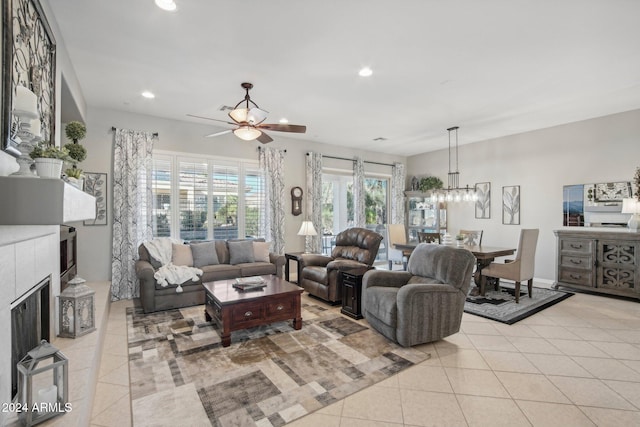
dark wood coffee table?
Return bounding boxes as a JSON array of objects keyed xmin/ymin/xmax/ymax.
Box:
[{"xmin": 203, "ymin": 275, "xmax": 303, "ymax": 347}]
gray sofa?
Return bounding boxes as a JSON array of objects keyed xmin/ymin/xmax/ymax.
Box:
[
  {"xmin": 136, "ymin": 239, "xmax": 285, "ymax": 313},
  {"xmin": 362, "ymin": 243, "xmax": 475, "ymax": 347}
]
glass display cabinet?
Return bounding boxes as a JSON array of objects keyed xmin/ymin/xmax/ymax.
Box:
[{"xmin": 404, "ymin": 191, "xmax": 447, "ymax": 242}]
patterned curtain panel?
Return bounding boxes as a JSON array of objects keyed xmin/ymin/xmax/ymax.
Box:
[
  {"xmin": 353, "ymin": 157, "xmax": 365, "ymax": 228},
  {"xmin": 111, "ymin": 129, "xmax": 155, "ymax": 301},
  {"xmin": 305, "ymin": 152, "xmax": 323, "ymax": 253},
  {"xmin": 258, "ymin": 147, "xmax": 286, "ymax": 254},
  {"xmin": 391, "ymin": 162, "xmax": 406, "ymax": 224}
]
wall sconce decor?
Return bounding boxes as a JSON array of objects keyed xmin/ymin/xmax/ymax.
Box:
[
  {"xmin": 1, "ymin": 0, "xmax": 56, "ymax": 157},
  {"xmin": 16, "ymin": 340, "xmax": 69, "ymax": 426},
  {"xmin": 58, "ymin": 276, "xmax": 96, "ymax": 338}
]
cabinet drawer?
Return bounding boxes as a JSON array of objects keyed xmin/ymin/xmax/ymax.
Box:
[
  {"xmin": 231, "ymin": 302, "xmax": 264, "ymax": 325},
  {"xmin": 559, "ymin": 267, "xmax": 594, "ymax": 287},
  {"xmin": 266, "ymin": 297, "xmax": 295, "ymax": 318},
  {"xmin": 560, "ymin": 238, "xmax": 593, "ymax": 254},
  {"xmin": 560, "ymin": 254, "xmax": 592, "ymax": 270}
]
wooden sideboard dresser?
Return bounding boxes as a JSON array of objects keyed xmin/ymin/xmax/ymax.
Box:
[{"xmin": 554, "ymin": 229, "xmax": 640, "ymax": 300}]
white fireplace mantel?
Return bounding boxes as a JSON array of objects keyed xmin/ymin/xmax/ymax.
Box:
[{"xmin": 0, "ymin": 176, "xmax": 96, "ymax": 225}]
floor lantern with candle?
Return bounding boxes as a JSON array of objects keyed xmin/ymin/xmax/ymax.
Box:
[{"xmin": 16, "ymin": 340, "xmax": 69, "ymax": 426}]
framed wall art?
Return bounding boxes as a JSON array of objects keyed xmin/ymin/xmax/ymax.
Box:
[
  {"xmin": 84, "ymin": 172, "xmax": 108, "ymax": 226},
  {"xmin": 475, "ymin": 182, "xmax": 491, "ymax": 219},
  {"xmin": 502, "ymin": 185, "xmax": 520, "ymax": 225},
  {"xmin": 1, "ymin": 0, "xmax": 56, "ymax": 156}
]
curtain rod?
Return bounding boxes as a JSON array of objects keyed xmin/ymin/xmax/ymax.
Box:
[
  {"xmin": 257, "ymin": 146, "xmax": 287, "ymax": 153},
  {"xmin": 306, "ymin": 152, "xmax": 394, "ymax": 167},
  {"xmin": 111, "ymin": 126, "xmax": 159, "ymax": 138}
]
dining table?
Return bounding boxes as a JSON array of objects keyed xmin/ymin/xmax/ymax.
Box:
[{"xmin": 393, "ymin": 242, "xmax": 516, "ymax": 293}]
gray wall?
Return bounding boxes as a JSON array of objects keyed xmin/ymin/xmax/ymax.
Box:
[
  {"xmin": 407, "ymin": 108, "xmax": 640, "ymax": 282},
  {"xmin": 75, "ymin": 106, "xmax": 406, "ymax": 281}
]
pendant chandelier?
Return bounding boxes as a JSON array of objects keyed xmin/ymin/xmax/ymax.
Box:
[{"xmin": 434, "ymin": 126, "xmax": 477, "ymax": 203}]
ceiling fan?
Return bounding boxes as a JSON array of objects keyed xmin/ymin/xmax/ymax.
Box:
[{"xmin": 187, "ymin": 82, "xmax": 306, "ymax": 144}]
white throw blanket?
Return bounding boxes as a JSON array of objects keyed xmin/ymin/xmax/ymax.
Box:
[
  {"xmin": 154, "ymin": 264, "xmax": 203, "ymax": 293},
  {"xmin": 143, "ymin": 238, "xmax": 203, "ymax": 293}
]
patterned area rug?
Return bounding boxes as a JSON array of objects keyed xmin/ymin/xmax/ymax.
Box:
[
  {"xmin": 127, "ymin": 301, "xmax": 429, "ymax": 427},
  {"xmin": 464, "ymin": 284, "xmax": 573, "ymax": 324}
]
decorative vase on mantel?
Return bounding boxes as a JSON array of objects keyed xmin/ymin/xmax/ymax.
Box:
[{"xmin": 34, "ymin": 158, "xmax": 63, "ymax": 179}]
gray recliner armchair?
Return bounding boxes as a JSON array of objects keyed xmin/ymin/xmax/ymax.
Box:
[
  {"xmin": 299, "ymin": 227, "xmax": 383, "ymax": 303},
  {"xmin": 362, "ymin": 243, "xmax": 475, "ymax": 347}
]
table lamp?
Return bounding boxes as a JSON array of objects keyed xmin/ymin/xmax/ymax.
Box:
[
  {"xmin": 297, "ymin": 220, "xmax": 317, "ymax": 253},
  {"xmin": 621, "ymin": 198, "xmax": 640, "ymax": 231}
]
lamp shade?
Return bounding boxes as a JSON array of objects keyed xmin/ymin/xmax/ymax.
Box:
[
  {"xmin": 297, "ymin": 220, "xmax": 317, "ymax": 236},
  {"xmin": 233, "ymin": 126, "xmax": 261, "ymax": 141},
  {"xmin": 621, "ymin": 198, "xmax": 640, "ymax": 214},
  {"xmin": 229, "ymin": 108, "xmax": 248, "ymax": 123}
]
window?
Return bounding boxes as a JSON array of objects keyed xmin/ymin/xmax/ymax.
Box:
[
  {"xmin": 322, "ymin": 171, "xmax": 389, "ymax": 261},
  {"xmin": 151, "ymin": 153, "xmax": 264, "ymax": 241}
]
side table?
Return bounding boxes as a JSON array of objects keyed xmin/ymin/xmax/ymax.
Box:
[
  {"xmin": 339, "ymin": 267, "xmax": 371, "ymax": 320},
  {"xmin": 284, "ymin": 252, "xmax": 305, "ymax": 284}
]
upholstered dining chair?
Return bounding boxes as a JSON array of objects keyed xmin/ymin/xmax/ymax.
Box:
[
  {"xmin": 479, "ymin": 229, "xmax": 539, "ymax": 303},
  {"xmin": 417, "ymin": 231, "xmax": 441, "ymax": 244},
  {"xmin": 459, "ymin": 229, "xmax": 483, "ymax": 246},
  {"xmin": 361, "ymin": 244, "xmax": 475, "ymax": 347},
  {"xmin": 387, "ymin": 224, "xmax": 411, "ymax": 270}
]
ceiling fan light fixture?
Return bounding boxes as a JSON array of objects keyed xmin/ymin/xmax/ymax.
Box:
[
  {"xmin": 229, "ymin": 108, "xmax": 248, "ymax": 123},
  {"xmin": 234, "ymin": 126, "xmax": 261, "ymax": 141}
]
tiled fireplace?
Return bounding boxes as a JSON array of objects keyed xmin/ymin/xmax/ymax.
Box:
[{"xmin": 0, "ymin": 226, "xmax": 59, "ymax": 426}]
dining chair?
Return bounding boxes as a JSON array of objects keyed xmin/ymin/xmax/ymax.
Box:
[
  {"xmin": 479, "ymin": 229, "xmax": 539, "ymax": 303},
  {"xmin": 387, "ymin": 224, "xmax": 411, "ymax": 270},
  {"xmin": 459, "ymin": 229, "xmax": 483, "ymax": 246},
  {"xmin": 417, "ymin": 231, "xmax": 441, "ymax": 244}
]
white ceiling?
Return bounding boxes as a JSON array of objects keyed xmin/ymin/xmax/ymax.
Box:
[{"xmin": 47, "ymin": 0, "xmax": 640, "ymax": 156}]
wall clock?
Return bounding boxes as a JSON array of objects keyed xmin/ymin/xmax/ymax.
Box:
[{"xmin": 291, "ymin": 186, "xmax": 303, "ymax": 216}]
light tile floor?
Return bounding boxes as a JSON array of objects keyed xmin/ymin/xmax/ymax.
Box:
[{"xmin": 91, "ymin": 287, "xmax": 640, "ymax": 427}]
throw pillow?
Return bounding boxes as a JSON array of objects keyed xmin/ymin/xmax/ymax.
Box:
[
  {"xmin": 190, "ymin": 241, "xmax": 219, "ymax": 268},
  {"xmin": 253, "ymin": 241, "xmax": 270, "ymax": 263},
  {"xmin": 228, "ymin": 240, "xmax": 255, "ymax": 265},
  {"xmin": 172, "ymin": 243, "xmax": 194, "ymax": 267}
]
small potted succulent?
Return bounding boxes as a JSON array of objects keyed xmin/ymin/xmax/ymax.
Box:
[
  {"xmin": 64, "ymin": 167, "xmax": 84, "ymax": 189},
  {"xmin": 455, "ymin": 234, "xmax": 465, "ymax": 246},
  {"xmin": 29, "ymin": 142, "xmax": 74, "ymax": 178}
]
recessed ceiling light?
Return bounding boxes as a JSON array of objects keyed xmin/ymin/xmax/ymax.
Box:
[
  {"xmin": 155, "ymin": 0, "xmax": 177, "ymax": 12},
  {"xmin": 358, "ymin": 67, "xmax": 373, "ymax": 77},
  {"xmin": 141, "ymin": 91, "xmax": 155, "ymax": 99},
  {"xmin": 279, "ymin": 118, "xmax": 289, "ymax": 124}
]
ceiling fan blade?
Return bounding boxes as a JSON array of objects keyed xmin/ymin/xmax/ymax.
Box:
[
  {"xmin": 257, "ymin": 132, "xmax": 273, "ymax": 144},
  {"xmin": 187, "ymin": 114, "xmax": 236, "ymax": 126},
  {"xmin": 257, "ymin": 123, "xmax": 306, "ymax": 133},
  {"xmin": 205, "ymin": 129, "xmax": 232, "ymax": 138}
]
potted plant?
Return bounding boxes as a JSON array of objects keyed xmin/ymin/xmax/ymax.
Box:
[
  {"xmin": 64, "ymin": 167, "xmax": 84, "ymax": 189},
  {"xmin": 64, "ymin": 121, "xmax": 88, "ymax": 175},
  {"xmin": 29, "ymin": 142, "xmax": 74, "ymax": 178},
  {"xmin": 65, "ymin": 121, "xmax": 87, "ymax": 143},
  {"xmin": 419, "ymin": 176, "xmax": 444, "ymax": 192},
  {"xmin": 455, "ymin": 234, "xmax": 465, "ymax": 246}
]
